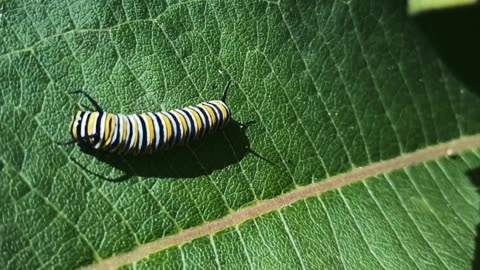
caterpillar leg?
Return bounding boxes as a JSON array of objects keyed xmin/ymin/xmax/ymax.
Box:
[{"xmin": 69, "ymin": 90, "xmax": 103, "ymax": 112}]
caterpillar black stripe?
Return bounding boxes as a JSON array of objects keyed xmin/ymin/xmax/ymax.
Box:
[{"xmin": 67, "ymin": 82, "xmax": 233, "ymax": 154}]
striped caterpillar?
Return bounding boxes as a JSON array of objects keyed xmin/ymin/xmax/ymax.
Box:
[{"xmin": 66, "ymin": 82, "xmax": 233, "ymax": 155}]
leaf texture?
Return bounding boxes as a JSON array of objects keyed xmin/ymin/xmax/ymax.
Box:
[
  {"xmin": 121, "ymin": 150, "xmax": 480, "ymax": 270},
  {"xmin": 0, "ymin": 0, "xmax": 479, "ymax": 269}
]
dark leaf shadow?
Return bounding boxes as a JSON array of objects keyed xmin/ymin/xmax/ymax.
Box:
[
  {"xmin": 414, "ymin": 5, "xmax": 480, "ymax": 94},
  {"xmin": 74, "ymin": 122, "xmax": 265, "ymax": 181},
  {"xmin": 466, "ymin": 167, "xmax": 480, "ymax": 270}
]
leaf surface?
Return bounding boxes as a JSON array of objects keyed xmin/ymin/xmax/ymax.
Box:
[
  {"xmin": 408, "ymin": 0, "xmax": 478, "ymax": 15},
  {"xmin": 121, "ymin": 150, "xmax": 480, "ymax": 270},
  {"xmin": 0, "ymin": 0, "xmax": 479, "ymax": 269}
]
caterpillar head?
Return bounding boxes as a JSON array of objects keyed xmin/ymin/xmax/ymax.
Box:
[{"xmin": 70, "ymin": 111, "xmax": 102, "ymax": 148}]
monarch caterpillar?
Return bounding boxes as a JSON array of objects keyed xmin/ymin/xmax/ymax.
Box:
[{"xmin": 66, "ymin": 82, "xmax": 233, "ymax": 155}]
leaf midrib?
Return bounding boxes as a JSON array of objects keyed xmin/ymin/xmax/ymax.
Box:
[{"xmin": 84, "ymin": 134, "xmax": 480, "ymax": 270}]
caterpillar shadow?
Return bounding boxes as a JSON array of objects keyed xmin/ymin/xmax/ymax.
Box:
[
  {"xmin": 76, "ymin": 122, "xmax": 254, "ymax": 181},
  {"xmin": 466, "ymin": 167, "xmax": 480, "ymax": 270}
]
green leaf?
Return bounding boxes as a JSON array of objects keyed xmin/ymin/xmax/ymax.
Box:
[
  {"xmin": 408, "ymin": 0, "xmax": 478, "ymax": 15},
  {"xmin": 120, "ymin": 150, "xmax": 480, "ymax": 270},
  {"xmin": 1, "ymin": 0, "xmax": 479, "ymax": 269}
]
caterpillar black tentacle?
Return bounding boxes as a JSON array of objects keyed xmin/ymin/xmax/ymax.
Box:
[
  {"xmin": 69, "ymin": 90, "xmax": 103, "ymax": 112},
  {"xmin": 68, "ymin": 82, "xmax": 233, "ymax": 155}
]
